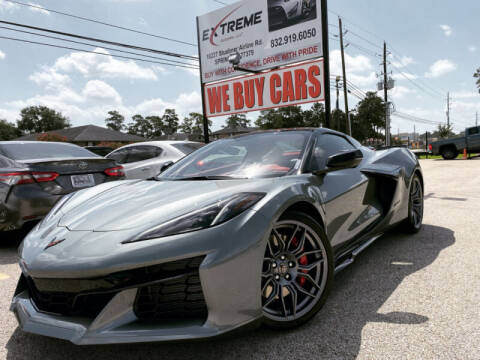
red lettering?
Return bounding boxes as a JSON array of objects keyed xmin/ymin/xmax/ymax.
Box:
[
  {"xmin": 308, "ymin": 65, "xmax": 322, "ymax": 98},
  {"xmin": 243, "ymin": 80, "xmax": 255, "ymax": 108},
  {"xmin": 233, "ymin": 82, "xmax": 244, "ymax": 110},
  {"xmin": 255, "ymin": 77, "xmax": 265, "ymax": 106},
  {"xmin": 294, "ymin": 69, "xmax": 307, "ymax": 100},
  {"xmin": 282, "ymin": 71, "xmax": 295, "ymax": 103},
  {"xmin": 222, "ymin": 85, "xmax": 231, "ymax": 112},
  {"xmin": 270, "ymin": 74, "xmax": 282, "ymax": 104},
  {"xmin": 207, "ymin": 86, "xmax": 222, "ymax": 114}
]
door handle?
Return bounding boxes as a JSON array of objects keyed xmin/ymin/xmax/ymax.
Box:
[{"xmin": 141, "ymin": 167, "xmax": 151, "ymax": 171}]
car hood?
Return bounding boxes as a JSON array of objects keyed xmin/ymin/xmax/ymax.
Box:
[{"xmin": 57, "ymin": 178, "xmax": 278, "ymax": 232}]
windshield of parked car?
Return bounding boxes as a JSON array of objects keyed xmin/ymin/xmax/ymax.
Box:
[
  {"xmin": 160, "ymin": 131, "xmax": 311, "ymax": 180},
  {"xmin": 171, "ymin": 142, "xmax": 204, "ymax": 155},
  {"xmin": 0, "ymin": 143, "xmax": 98, "ymax": 160}
]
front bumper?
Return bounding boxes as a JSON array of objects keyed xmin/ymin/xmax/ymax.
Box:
[{"xmin": 11, "ymin": 209, "xmax": 271, "ymax": 344}]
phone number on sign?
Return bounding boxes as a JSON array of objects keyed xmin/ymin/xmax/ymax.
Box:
[{"xmin": 270, "ymin": 28, "xmax": 317, "ymax": 48}]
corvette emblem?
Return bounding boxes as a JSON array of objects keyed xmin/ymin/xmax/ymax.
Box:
[
  {"xmin": 44, "ymin": 238, "xmax": 65, "ymax": 250},
  {"xmin": 78, "ymin": 161, "xmax": 88, "ymax": 170}
]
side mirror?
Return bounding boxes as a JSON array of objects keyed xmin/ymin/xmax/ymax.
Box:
[
  {"xmin": 159, "ymin": 161, "xmax": 174, "ymax": 174},
  {"xmin": 314, "ymin": 149, "xmax": 363, "ymax": 175}
]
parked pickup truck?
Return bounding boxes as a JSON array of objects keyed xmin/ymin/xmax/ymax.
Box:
[{"xmin": 430, "ymin": 126, "xmax": 480, "ymax": 159}]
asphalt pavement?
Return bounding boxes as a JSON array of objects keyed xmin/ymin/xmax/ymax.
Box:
[{"xmin": 0, "ymin": 159, "xmax": 479, "ymax": 359}]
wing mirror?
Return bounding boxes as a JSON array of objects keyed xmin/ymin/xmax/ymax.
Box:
[
  {"xmin": 313, "ymin": 149, "xmax": 363, "ymax": 175},
  {"xmin": 159, "ymin": 161, "xmax": 174, "ymax": 174}
]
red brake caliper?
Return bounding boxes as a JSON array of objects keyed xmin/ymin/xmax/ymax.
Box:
[{"xmin": 291, "ymin": 237, "xmax": 309, "ymax": 287}]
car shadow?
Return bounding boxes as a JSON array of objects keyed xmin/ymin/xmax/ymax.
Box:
[{"xmin": 5, "ymin": 224, "xmax": 454, "ymax": 360}]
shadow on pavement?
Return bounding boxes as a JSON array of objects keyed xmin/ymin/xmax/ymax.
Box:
[{"xmin": 5, "ymin": 224, "xmax": 454, "ymax": 360}]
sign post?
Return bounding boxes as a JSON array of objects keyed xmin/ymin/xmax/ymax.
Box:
[
  {"xmin": 196, "ymin": 17, "xmax": 210, "ymax": 143},
  {"xmin": 197, "ymin": 0, "xmax": 331, "ymax": 135}
]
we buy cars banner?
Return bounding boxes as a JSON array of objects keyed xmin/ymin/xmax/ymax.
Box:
[
  {"xmin": 204, "ymin": 59, "xmax": 324, "ymax": 118},
  {"xmin": 197, "ymin": 0, "xmax": 323, "ymax": 83}
]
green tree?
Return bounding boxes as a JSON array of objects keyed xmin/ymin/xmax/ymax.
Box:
[
  {"xmin": 0, "ymin": 119, "xmax": 21, "ymax": 140},
  {"xmin": 179, "ymin": 116, "xmax": 193, "ymax": 134},
  {"xmin": 303, "ymin": 102, "xmax": 325, "ymax": 127},
  {"xmin": 145, "ymin": 116, "xmax": 164, "ymax": 137},
  {"xmin": 17, "ymin": 106, "xmax": 70, "ymax": 134},
  {"xmin": 255, "ymin": 106, "xmax": 304, "ymax": 129},
  {"xmin": 475, "ymin": 68, "xmax": 480, "ymax": 93},
  {"xmin": 105, "ymin": 110, "xmax": 125, "ymax": 131},
  {"xmin": 161, "ymin": 109, "xmax": 179, "ymax": 135},
  {"xmin": 127, "ymin": 114, "xmax": 152, "ymax": 138},
  {"xmin": 355, "ymin": 92, "xmax": 386, "ymax": 142},
  {"xmin": 224, "ymin": 114, "xmax": 251, "ymax": 128},
  {"xmin": 180, "ymin": 112, "xmax": 212, "ymax": 137},
  {"xmin": 437, "ymin": 123, "xmax": 454, "ymax": 139}
]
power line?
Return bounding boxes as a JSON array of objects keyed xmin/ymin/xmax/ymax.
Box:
[
  {"xmin": 3, "ymin": 0, "xmax": 197, "ymax": 47},
  {"xmin": 0, "ymin": 35, "xmax": 200, "ymax": 69},
  {"xmin": 0, "ymin": 26, "xmax": 199, "ymax": 67},
  {"xmin": 0, "ymin": 20, "xmax": 198, "ymax": 61}
]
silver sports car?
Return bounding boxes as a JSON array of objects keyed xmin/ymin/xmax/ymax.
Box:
[{"xmin": 11, "ymin": 128, "xmax": 424, "ymax": 344}]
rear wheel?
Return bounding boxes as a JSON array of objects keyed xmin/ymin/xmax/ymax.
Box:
[
  {"xmin": 441, "ymin": 146, "xmax": 458, "ymax": 160},
  {"xmin": 261, "ymin": 211, "xmax": 334, "ymax": 329},
  {"xmin": 403, "ymin": 175, "xmax": 424, "ymax": 233}
]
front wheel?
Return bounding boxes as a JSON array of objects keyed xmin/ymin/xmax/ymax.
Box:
[
  {"xmin": 261, "ymin": 211, "xmax": 334, "ymax": 329},
  {"xmin": 403, "ymin": 175, "xmax": 424, "ymax": 233},
  {"xmin": 441, "ymin": 147, "xmax": 458, "ymax": 160}
]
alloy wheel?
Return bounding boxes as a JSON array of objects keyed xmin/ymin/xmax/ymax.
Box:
[
  {"xmin": 410, "ymin": 177, "xmax": 424, "ymax": 227},
  {"xmin": 262, "ymin": 220, "xmax": 328, "ymax": 322}
]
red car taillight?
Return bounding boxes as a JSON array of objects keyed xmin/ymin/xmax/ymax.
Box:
[
  {"xmin": 0, "ymin": 172, "xmax": 58, "ymax": 186},
  {"xmin": 104, "ymin": 166, "xmax": 125, "ymax": 177}
]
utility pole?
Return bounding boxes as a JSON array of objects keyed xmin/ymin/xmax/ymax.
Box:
[
  {"xmin": 339, "ymin": 17, "xmax": 351, "ymax": 136},
  {"xmin": 383, "ymin": 42, "xmax": 390, "ymax": 146},
  {"xmin": 335, "ymin": 76, "xmax": 340, "ymax": 110},
  {"xmin": 446, "ymin": 92, "xmax": 450, "ymax": 128},
  {"xmin": 321, "ymin": 0, "xmax": 331, "ymax": 129}
]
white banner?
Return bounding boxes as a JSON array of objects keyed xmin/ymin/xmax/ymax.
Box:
[
  {"xmin": 204, "ymin": 59, "xmax": 324, "ymax": 117},
  {"xmin": 198, "ymin": 0, "xmax": 323, "ymax": 83}
]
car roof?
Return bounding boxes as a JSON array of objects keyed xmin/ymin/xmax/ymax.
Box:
[
  {"xmin": 229, "ymin": 127, "xmax": 344, "ymax": 139},
  {"xmin": 0, "ymin": 141, "xmax": 81, "ymax": 147},
  {"xmin": 114, "ymin": 140, "xmax": 201, "ymax": 149}
]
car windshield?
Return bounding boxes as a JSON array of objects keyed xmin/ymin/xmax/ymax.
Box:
[
  {"xmin": 171, "ymin": 142, "xmax": 204, "ymax": 155},
  {"xmin": 160, "ymin": 131, "xmax": 311, "ymax": 180},
  {"xmin": 0, "ymin": 143, "xmax": 98, "ymax": 160}
]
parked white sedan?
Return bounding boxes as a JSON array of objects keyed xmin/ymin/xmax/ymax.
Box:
[{"xmin": 106, "ymin": 141, "xmax": 204, "ymax": 179}]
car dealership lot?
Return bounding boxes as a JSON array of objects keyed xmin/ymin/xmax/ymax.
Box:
[{"xmin": 0, "ymin": 159, "xmax": 479, "ymax": 360}]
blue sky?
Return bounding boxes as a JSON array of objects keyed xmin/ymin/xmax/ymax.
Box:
[{"xmin": 0, "ymin": 0, "xmax": 478, "ymax": 134}]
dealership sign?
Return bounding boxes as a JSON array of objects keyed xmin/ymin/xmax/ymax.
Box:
[
  {"xmin": 204, "ymin": 59, "xmax": 324, "ymax": 117},
  {"xmin": 197, "ymin": 0, "xmax": 323, "ymax": 83}
]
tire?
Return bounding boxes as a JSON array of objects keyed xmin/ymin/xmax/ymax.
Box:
[
  {"xmin": 403, "ymin": 174, "xmax": 424, "ymax": 233},
  {"xmin": 261, "ymin": 211, "xmax": 334, "ymax": 330},
  {"xmin": 441, "ymin": 147, "xmax": 458, "ymax": 160}
]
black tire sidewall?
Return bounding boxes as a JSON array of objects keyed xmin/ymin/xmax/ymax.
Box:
[
  {"xmin": 442, "ymin": 148, "xmax": 457, "ymax": 160},
  {"xmin": 404, "ymin": 175, "xmax": 424, "ymax": 233},
  {"xmin": 262, "ymin": 211, "xmax": 334, "ymax": 330}
]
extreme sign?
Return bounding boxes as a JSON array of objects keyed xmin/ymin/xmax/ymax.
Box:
[
  {"xmin": 197, "ymin": 0, "xmax": 323, "ymax": 83},
  {"xmin": 204, "ymin": 59, "xmax": 324, "ymax": 118}
]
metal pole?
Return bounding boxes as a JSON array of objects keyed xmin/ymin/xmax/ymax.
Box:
[
  {"xmin": 196, "ymin": 16, "xmax": 210, "ymax": 144},
  {"xmin": 447, "ymin": 92, "xmax": 450, "ymax": 128},
  {"xmin": 321, "ymin": 0, "xmax": 331, "ymax": 129},
  {"xmin": 335, "ymin": 76, "xmax": 340, "ymax": 110},
  {"xmin": 476, "ymin": 111, "xmax": 478, "ymax": 127},
  {"xmin": 425, "ymin": 131, "xmax": 428, "ymax": 159},
  {"xmin": 339, "ymin": 17, "xmax": 351, "ymax": 136},
  {"xmin": 383, "ymin": 42, "xmax": 389, "ymax": 146}
]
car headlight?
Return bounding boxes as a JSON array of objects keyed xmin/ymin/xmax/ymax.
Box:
[
  {"xmin": 123, "ymin": 192, "xmax": 266, "ymax": 244},
  {"xmin": 39, "ymin": 192, "xmax": 75, "ymax": 228}
]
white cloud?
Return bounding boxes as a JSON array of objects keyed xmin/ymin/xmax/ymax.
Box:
[
  {"xmin": 29, "ymin": 67, "xmax": 71, "ymax": 89},
  {"xmin": 452, "ymin": 91, "xmax": 479, "ymax": 99},
  {"xmin": 469, "ymin": 46, "xmax": 477, "ymax": 53},
  {"xmin": 82, "ymin": 80, "xmax": 122, "ymax": 105},
  {"xmin": 391, "ymin": 56, "xmax": 414, "ymax": 68},
  {"xmin": 390, "ymin": 85, "xmax": 413, "ymax": 99},
  {"xmin": 0, "ymin": 50, "xmax": 5, "ymax": 59},
  {"xmin": 440, "ymin": 25, "xmax": 452, "ymax": 37},
  {"xmin": 425, "ymin": 59, "xmax": 456, "ymax": 78},
  {"xmin": 330, "ymin": 50, "xmax": 376, "ymax": 87},
  {"xmin": 27, "ymin": 2, "xmax": 50, "ymax": 15},
  {"xmin": 53, "ymin": 48, "xmax": 158, "ymax": 81}
]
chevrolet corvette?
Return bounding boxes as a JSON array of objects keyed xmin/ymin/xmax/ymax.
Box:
[{"xmin": 11, "ymin": 128, "xmax": 424, "ymax": 344}]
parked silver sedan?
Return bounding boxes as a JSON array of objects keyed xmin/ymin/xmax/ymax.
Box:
[{"xmin": 105, "ymin": 141, "xmax": 204, "ymax": 179}]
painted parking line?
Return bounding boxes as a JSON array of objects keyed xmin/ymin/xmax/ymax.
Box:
[{"xmin": 0, "ymin": 273, "xmax": 10, "ymax": 280}]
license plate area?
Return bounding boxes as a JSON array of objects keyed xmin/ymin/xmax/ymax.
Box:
[{"xmin": 71, "ymin": 174, "xmax": 95, "ymax": 188}]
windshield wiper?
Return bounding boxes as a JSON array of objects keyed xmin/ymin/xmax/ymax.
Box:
[{"xmin": 171, "ymin": 176, "xmax": 247, "ymax": 181}]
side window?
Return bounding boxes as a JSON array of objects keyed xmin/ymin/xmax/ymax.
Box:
[
  {"xmin": 126, "ymin": 146, "xmax": 162, "ymax": 163},
  {"xmin": 310, "ymin": 134, "xmax": 356, "ymax": 170},
  {"xmin": 106, "ymin": 149, "xmax": 128, "ymax": 164}
]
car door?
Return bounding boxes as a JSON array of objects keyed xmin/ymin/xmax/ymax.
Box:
[
  {"xmin": 466, "ymin": 127, "xmax": 480, "ymax": 152},
  {"xmin": 122, "ymin": 146, "xmax": 163, "ymax": 179},
  {"xmin": 309, "ymin": 133, "xmax": 374, "ymax": 250}
]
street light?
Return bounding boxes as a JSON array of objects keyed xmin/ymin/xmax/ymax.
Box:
[{"xmin": 228, "ymin": 52, "xmax": 261, "ymax": 74}]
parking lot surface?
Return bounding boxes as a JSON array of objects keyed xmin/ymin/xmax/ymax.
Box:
[{"xmin": 1, "ymin": 159, "xmax": 479, "ymax": 360}]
